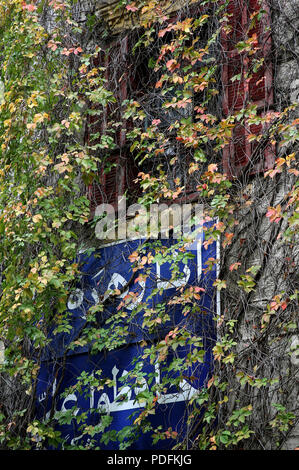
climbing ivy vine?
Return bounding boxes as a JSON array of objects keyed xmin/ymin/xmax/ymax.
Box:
[{"xmin": 0, "ymin": 0, "xmax": 298, "ymax": 450}]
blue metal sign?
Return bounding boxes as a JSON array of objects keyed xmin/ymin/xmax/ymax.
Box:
[{"xmin": 36, "ymin": 226, "xmax": 218, "ymax": 449}]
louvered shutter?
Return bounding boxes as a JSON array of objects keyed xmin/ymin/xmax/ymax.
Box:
[
  {"xmin": 86, "ymin": 36, "xmax": 131, "ymax": 214},
  {"xmin": 221, "ymin": 0, "xmax": 274, "ymax": 178}
]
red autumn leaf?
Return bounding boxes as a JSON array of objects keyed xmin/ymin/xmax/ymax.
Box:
[
  {"xmin": 158, "ymin": 24, "xmax": 175, "ymax": 38},
  {"xmin": 229, "ymin": 262, "xmax": 241, "ymax": 271},
  {"xmin": 73, "ymin": 47, "xmax": 83, "ymax": 55},
  {"xmin": 194, "ymin": 286, "xmax": 205, "ymax": 293},
  {"xmin": 23, "ymin": 3, "xmax": 37, "ymax": 11},
  {"xmin": 166, "ymin": 59, "xmax": 179, "ymax": 72},
  {"xmin": 151, "ymin": 119, "xmax": 161, "ymax": 126},
  {"xmin": 270, "ymin": 300, "xmax": 280, "ymax": 311},
  {"xmin": 61, "ymin": 48, "xmax": 71, "ymax": 56},
  {"xmin": 264, "ymin": 168, "xmax": 281, "ymax": 179},
  {"xmin": 176, "ymin": 98, "xmax": 191, "ymax": 108},
  {"xmin": 126, "ymin": 3, "xmax": 138, "ymax": 12},
  {"xmin": 266, "ymin": 205, "xmax": 282, "ymax": 223}
]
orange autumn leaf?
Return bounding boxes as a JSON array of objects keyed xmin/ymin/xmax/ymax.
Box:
[{"xmin": 128, "ymin": 251, "xmax": 139, "ymax": 263}]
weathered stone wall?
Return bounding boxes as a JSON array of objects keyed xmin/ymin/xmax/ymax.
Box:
[
  {"xmin": 272, "ymin": 0, "xmax": 299, "ymax": 114},
  {"xmin": 271, "ymin": 0, "xmax": 299, "ymax": 449},
  {"xmin": 218, "ymin": 0, "xmax": 299, "ymax": 450}
]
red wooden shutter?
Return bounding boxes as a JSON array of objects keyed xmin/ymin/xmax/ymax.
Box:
[
  {"xmin": 221, "ymin": 0, "xmax": 274, "ymax": 178},
  {"xmin": 86, "ymin": 36, "xmax": 131, "ymax": 214}
]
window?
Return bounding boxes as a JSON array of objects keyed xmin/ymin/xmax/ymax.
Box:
[{"xmin": 86, "ymin": 0, "xmax": 275, "ymax": 215}]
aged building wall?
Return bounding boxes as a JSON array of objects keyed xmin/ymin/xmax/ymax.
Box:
[
  {"xmin": 272, "ymin": 0, "xmax": 299, "ymax": 449},
  {"xmin": 272, "ymin": 0, "xmax": 299, "ymax": 115},
  {"xmin": 67, "ymin": 0, "xmax": 299, "ymax": 449},
  {"xmin": 218, "ymin": 0, "xmax": 298, "ymax": 450}
]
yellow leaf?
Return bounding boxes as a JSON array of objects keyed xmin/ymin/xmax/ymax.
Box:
[
  {"xmin": 37, "ymin": 112, "xmax": 49, "ymax": 123},
  {"xmin": 4, "ymin": 119, "xmax": 11, "ymax": 127},
  {"xmin": 52, "ymin": 220, "xmax": 61, "ymax": 228},
  {"xmin": 32, "ymin": 214, "xmax": 42, "ymax": 223}
]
